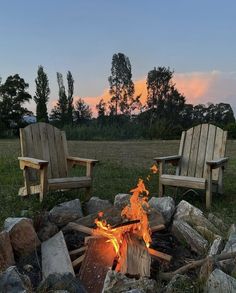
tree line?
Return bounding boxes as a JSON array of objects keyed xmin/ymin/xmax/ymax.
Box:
[{"xmin": 0, "ymin": 52, "xmax": 235, "ymax": 139}]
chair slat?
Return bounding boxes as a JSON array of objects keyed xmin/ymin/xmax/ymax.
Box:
[
  {"xmin": 38, "ymin": 123, "xmax": 52, "ymax": 178},
  {"xmin": 212, "ymin": 127, "xmax": 224, "ymax": 180},
  {"xmin": 54, "ymin": 128, "xmax": 68, "ymax": 178},
  {"xmin": 195, "ymin": 124, "xmax": 209, "ymax": 178},
  {"xmin": 176, "ymin": 131, "xmax": 186, "ymax": 175},
  {"xmin": 188, "ymin": 124, "xmax": 201, "ymax": 176},
  {"xmin": 46, "ymin": 124, "xmax": 59, "ymax": 178},
  {"xmin": 180, "ymin": 127, "xmax": 193, "ymax": 176},
  {"xmin": 203, "ymin": 124, "xmax": 217, "ymax": 178}
]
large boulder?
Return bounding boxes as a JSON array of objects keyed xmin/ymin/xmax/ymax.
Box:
[
  {"xmin": 4, "ymin": 218, "xmax": 40, "ymax": 257},
  {"xmin": 208, "ymin": 236, "xmax": 224, "ymax": 256},
  {"xmin": 0, "ymin": 231, "xmax": 15, "ymax": 271},
  {"xmin": 0, "ymin": 266, "xmax": 32, "ymax": 293},
  {"xmin": 36, "ymin": 212, "xmax": 59, "ymax": 242},
  {"xmin": 171, "ymin": 220, "xmax": 208, "ymax": 255},
  {"xmin": 205, "ymin": 269, "xmax": 236, "ymax": 292},
  {"xmin": 84, "ymin": 197, "xmax": 112, "ymax": 215},
  {"xmin": 148, "ymin": 196, "xmax": 175, "ymax": 223},
  {"xmin": 102, "ymin": 269, "xmax": 158, "ymax": 293},
  {"xmin": 49, "ymin": 199, "xmax": 83, "ymax": 227},
  {"xmin": 114, "ymin": 193, "xmax": 131, "ymax": 210},
  {"xmin": 174, "ymin": 200, "xmax": 220, "ymax": 235},
  {"xmin": 165, "ymin": 274, "xmax": 194, "ymax": 293}
]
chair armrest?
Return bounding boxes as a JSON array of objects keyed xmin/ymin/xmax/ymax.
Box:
[
  {"xmin": 154, "ymin": 155, "xmax": 181, "ymax": 163},
  {"xmin": 18, "ymin": 157, "xmax": 48, "ymax": 170},
  {"xmin": 67, "ymin": 156, "xmax": 99, "ymax": 166},
  {"xmin": 206, "ymin": 157, "xmax": 229, "ymax": 169}
]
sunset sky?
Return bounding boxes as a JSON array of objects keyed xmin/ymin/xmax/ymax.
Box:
[{"xmin": 0, "ymin": 0, "xmax": 236, "ymax": 114}]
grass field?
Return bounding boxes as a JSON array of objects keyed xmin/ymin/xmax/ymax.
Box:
[{"xmin": 0, "ymin": 139, "xmax": 236, "ymax": 227}]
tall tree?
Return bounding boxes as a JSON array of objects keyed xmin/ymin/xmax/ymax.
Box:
[
  {"xmin": 51, "ymin": 72, "xmax": 68, "ymax": 124},
  {"xmin": 67, "ymin": 71, "xmax": 74, "ymax": 125},
  {"xmin": 0, "ymin": 74, "xmax": 32, "ymax": 129},
  {"xmin": 108, "ymin": 53, "xmax": 135, "ymax": 116},
  {"xmin": 74, "ymin": 98, "xmax": 92, "ymax": 124},
  {"xmin": 34, "ymin": 66, "xmax": 50, "ymax": 122}
]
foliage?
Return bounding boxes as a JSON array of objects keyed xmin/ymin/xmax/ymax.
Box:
[
  {"xmin": 0, "ymin": 74, "xmax": 32, "ymax": 132},
  {"xmin": 74, "ymin": 98, "xmax": 92, "ymax": 124},
  {"xmin": 67, "ymin": 71, "xmax": 74, "ymax": 125},
  {"xmin": 108, "ymin": 53, "xmax": 137, "ymax": 116},
  {"xmin": 34, "ymin": 66, "xmax": 50, "ymax": 122},
  {"xmin": 51, "ymin": 71, "xmax": 75, "ymax": 126}
]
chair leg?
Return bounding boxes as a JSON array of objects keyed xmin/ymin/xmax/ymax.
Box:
[
  {"xmin": 39, "ymin": 167, "xmax": 48, "ymax": 202},
  {"xmin": 206, "ymin": 166, "xmax": 213, "ymax": 209}
]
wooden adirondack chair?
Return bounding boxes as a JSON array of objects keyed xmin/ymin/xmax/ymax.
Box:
[
  {"xmin": 154, "ymin": 124, "xmax": 228, "ymax": 209},
  {"xmin": 18, "ymin": 122, "xmax": 98, "ymax": 202}
]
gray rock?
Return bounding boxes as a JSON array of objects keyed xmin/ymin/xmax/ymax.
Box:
[
  {"xmin": 114, "ymin": 193, "xmax": 131, "ymax": 210},
  {"xmin": 219, "ymin": 226, "xmax": 236, "ymax": 273},
  {"xmin": 208, "ymin": 236, "xmax": 224, "ymax": 256},
  {"xmin": 208, "ymin": 213, "xmax": 227, "ymax": 233},
  {"xmin": 165, "ymin": 274, "xmax": 194, "ymax": 293},
  {"xmin": 4, "ymin": 218, "xmax": 40, "ymax": 256},
  {"xmin": 148, "ymin": 207, "xmax": 166, "ymax": 227},
  {"xmin": 49, "ymin": 199, "xmax": 83, "ymax": 227},
  {"xmin": 36, "ymin": 212, "xmax": 59, "ymax": 242},
  {"xmin": 0, "ymin": 266, "xmax": 32, "ymax": 293},
  {"xmin": 205, "ymin": 269, "xmax": 236, "ymax": 293},
  {"xmin": 126, "ymin": 290, "xmax": 145, "ymax": 293},
  {"xmin": 0, "ymin": 231, "xmax": 15, "ymax": 271},
  {"xmin": 174, "ymin": 200, "xmax": 220, "ymax": 235},
  {"xmin": 37, "ymin": 272, "xmax": 86, "ymax": 293},
  {"xmin": 227, "ymin": 224, "xmax": 236, "ymax": 238},
  {"xmin": 84, "ymin": 196, "xmax": 112, "ymax": 215},
  {"xmin": 102, "ymin": 269, "xmax": 158, "ymax": 293},
  {"xmin": 148, "ymin": 196, "xmax": 175, "ymax": 223},
  {"xmin": 171, "ymin": 220, "xmax": 208, "ymax": 255}
]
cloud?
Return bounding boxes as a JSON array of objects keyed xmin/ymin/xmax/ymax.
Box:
[{"xmin": 49, "ymin": 70, "xmax": 236, "ymax": 116}]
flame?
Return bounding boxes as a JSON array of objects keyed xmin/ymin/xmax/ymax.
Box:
[
  {"xmin": 150, "ymin": 164, "xmax": 158, "ymax": 174},
  {"xmin": 93, "ymin": 176, "xmax": 153, "ymax": 256}
]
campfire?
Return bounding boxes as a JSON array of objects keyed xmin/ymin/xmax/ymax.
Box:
[{"xmin": 69, "ymin": 165, "xmax": 172, "ymax": 292}]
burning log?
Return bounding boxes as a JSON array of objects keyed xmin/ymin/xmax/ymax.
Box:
[
  {"xmin": 69, "ymin": 246, "xmax": 87, "ymax": 256},
  {"xmin": 116, "ymin": 233, "xmax": 151, "ymax": 277},
  {"xmin": 78, "ymin": 237, "xmax": 117, "ymax": 293},
  {"xmin": 148, "ymin": 247, "xmax": 172, "ymax": 262}
]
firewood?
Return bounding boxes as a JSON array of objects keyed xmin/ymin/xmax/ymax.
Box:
[
  {"xmin": 79, "ymin": 237, "xmax": 117, "ymax": 293},
  {"xmin": 111, "ymin": 219, "xmax": 140, "ymax": 228},
  {"xmin": 160, "ymin": 251, "xmax": 236, "ymax": 281},
  {"xmin": 84, "ymin": 235, "xmax": 103, "ymax": 244},
  {"xmin": 117, "ymin": 233, "xmax": 151, "ymax": 277},
  {"xmin": 72, "ymin": 254, "xmax": 85, "ymax": 268},
  {"xmin": 150, "ymin": 224, "xmax": 166, "ymax": 232},
  {"xmin": 148, "ymin": 247, "xmax": 172, "ymax": 262},
  {"xmin": 69, "ymin": 246, "xmax": 87, "ymax": 256},
  {"xmin": 64, "ymin": 222, "xmax": 93, "ymax": 235}
]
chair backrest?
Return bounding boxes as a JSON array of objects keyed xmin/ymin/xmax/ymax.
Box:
[
  {"xmin": 178, "ymin": 124, "xmax": 227, "ymax": 180},
  {"xmin": 20, "ymin": 122, "xmax": 68, "ymax": 179}
]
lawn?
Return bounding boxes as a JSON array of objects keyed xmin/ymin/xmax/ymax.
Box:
[{"xmin": 0, "ymin": 139, "xmax": 236, "ymax": 227}]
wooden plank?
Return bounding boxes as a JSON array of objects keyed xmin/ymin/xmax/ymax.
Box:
[
  {"xmin": 212, "ymin": 127, "xmax": 224, "ymax": 181},
  {"xmin": 69, "ymin": 246, "xmax": 87, "ymax": 256},
  {"xmin": 176, "ymin": 131, "xmax": 186, "ymax": 175},
  {"xmin": 78, "ymin": 237, "xmax": 116, "ymax": 293},
  {"xmin": 47, "ymin": 124, "xmax": 59, "ymax": 178},
  {"xmin": 31, "ymin": 123, "xmax": 42, "ymax": 160},
  {"xmin": 64, "ymin": 222, "xmax": 93, "ymax": 235},
  {"xmin": 195, "ymin": 124, "xmax": 209, "ymax": 178},
  {"xmin": 54, "ymin": 128, "xmax": 68, "ymax": 178},
  {"xmin": 180, "ymin": 127, "xmax": 194, "ymax": 176},
  {"xmin": 41, "ymin": 231, "xmax": 75, "ymax": 280},
  {"xmin": 160, "ymin": 174, "xmax": 206, "ymax": 189},
  {"xmin": 188, "ymin": 125, "xmax": 201, "ymax": 177},
  {"xmin": 72, "ymin": 254, "xmax": 85, "ymax": 268},
  {"xmin": 38, "ymin": 122, "xmax": 52, "ymax": 178},
  {"xmin": 150, "ymin": 224, "xmax": 166, "ymax": 232},
  {"xmin": 203, "ymin": 124, "xmax": 216, "ymax": 178},
  {"xmin": 18, "ymin": 184, "xmax": 41, "ymax": 196},
  {"xmin": 148, "ymin": 247, "xmax": 172, "ymax": 262},
  {"xmin": 48, "ymin": 176, "xmax": 91, "ymax": 189}
]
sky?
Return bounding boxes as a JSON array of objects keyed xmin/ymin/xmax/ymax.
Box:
[{"xmin": 0, "ymin": 0, "xmax": 236, "ymax": 115}]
